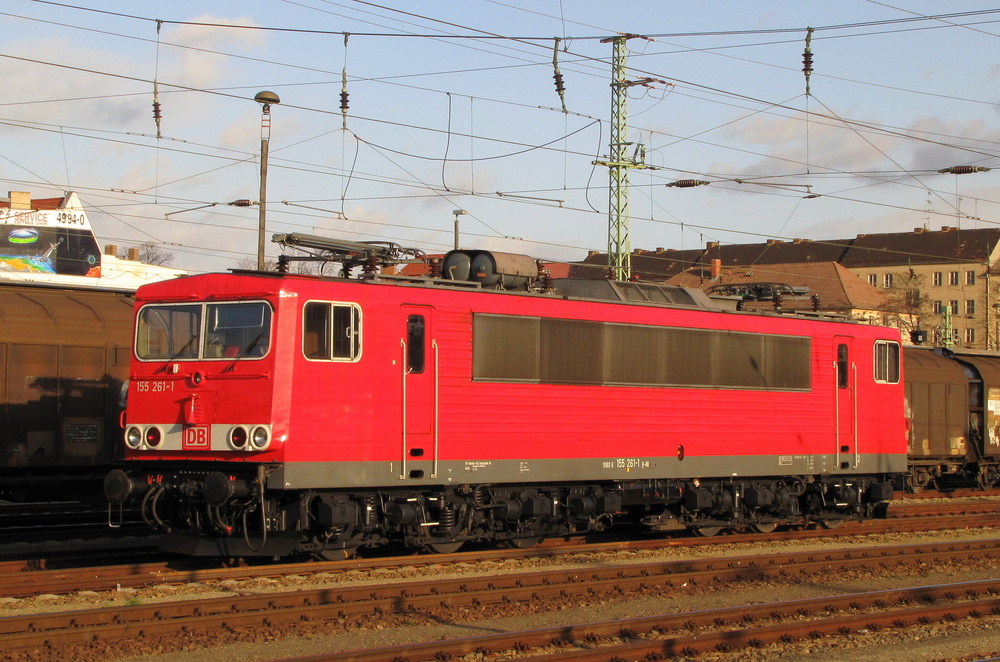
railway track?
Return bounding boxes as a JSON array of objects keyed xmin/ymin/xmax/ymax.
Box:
[
  {"xmin": 3, "ymin": 537, "xmax": 1000, "ymax": 659},
  {"xmin": 309, "ymin": 579, "xmax": 1000, "ymax": 662},
  {"xmin": 2, "ymin": 500, "xmax": 999, "ymax": 600}
]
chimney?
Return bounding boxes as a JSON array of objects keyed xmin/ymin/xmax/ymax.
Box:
[
  {"xmin": 655, "ymin": 247, "xmax": 664, "ymax": 253},
  {"xmin": 128, "ymin": 247, "xmax": 140, "ymax": 261},
  {"xmin": 766, "ymin": 239, "xmax": 781, "ymax": 245},
  {"xmin": 792, "ymin": 238, "xmax": 803, "ymax": 244},
  {"xmin": 706, "ymin": 241, "xmax": 719, "ymax": 250},
  {"xmin": 913, "ymin": 228, "xmax": 926, "ymax": 234},
  {"xmin": 587, "ymin": 250, "xmax": 599, "ymax": 258},
  {"xmin": 711, "ymin": 258, "xmax": 721, "ymax": 280},
  {"xmin": 8, "ymin": 191, "xmax": 31, "ymax": 210},
  {"xmin": 104, "ymin": 244, "xmax": 118, "ymax": 256}
]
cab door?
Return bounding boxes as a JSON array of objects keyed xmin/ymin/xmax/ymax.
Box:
[
  {"xmin": 835, "ymin": 337, "xmax": 857, "ymax": 469},
  {"xmin": 400, "ymin": 306, "xmax": 437, "ymax": 480}
]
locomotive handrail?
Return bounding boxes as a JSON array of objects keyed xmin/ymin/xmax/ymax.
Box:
[
  {"xmin": 400, "ymin": 338, "xmax": 408, "ymax": 480},
  {"xmin": 833, "ymin": 358, "xmax": 860, "ymax": 469},
  {"xmin": 432, "ymin": 339, "xmax": 439, "ymax": 479},
  {"xmin": 834, "ymin": 359, "xmax": 840, "ymax": 469},
  {"xmin": 197, "ymin": 372, "xmax": 271, "ymax": 380},
  {"xmin": 852, "ymin": 361, "xmax": 859, "ymax": 469}
]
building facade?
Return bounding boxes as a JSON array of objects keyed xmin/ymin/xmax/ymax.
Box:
[{"xmin": 574, "ymin": 226, "xmax": 1000, "ymax": 350}]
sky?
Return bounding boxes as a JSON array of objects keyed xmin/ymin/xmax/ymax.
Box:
[{"xmin": 1, "ymin": 1, "xmax": 999, "ymax": 273}]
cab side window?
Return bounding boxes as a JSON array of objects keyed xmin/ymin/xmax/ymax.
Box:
[
  {"xmin": 874, "ymin": 340, "xmax": 900, "ymax": 384},
  {"xmin": 303, "ymin": 301, "xmax": 361, "ymax": 361}
]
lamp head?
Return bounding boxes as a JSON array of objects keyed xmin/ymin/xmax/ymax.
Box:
[{"xmin": 254, "ymin": 90, "xmax": 280, "ymax": 112}]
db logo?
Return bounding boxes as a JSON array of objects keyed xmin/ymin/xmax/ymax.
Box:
[{"xmin": 182, "ymin": 425, "xmax": 210, "ymax": 449}]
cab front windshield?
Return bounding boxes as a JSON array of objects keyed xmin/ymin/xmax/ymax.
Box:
[{"xmin": 136, "ymin": 301, "xmax": 272, "ymax": 361}]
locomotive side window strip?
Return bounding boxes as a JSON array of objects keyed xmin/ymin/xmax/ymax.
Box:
[
  {"xmin": 473, "ymin": 313, "xmax": 811, "ymax": 390},
  {"xmin": 472, "ymin": 315, "xmax": 540, "ymax": 382},
  {"xmin": 136, "ymin": 301, "xmax": 272, "ymax": 361},
  {"xmin": 874, "ymin": 340, "xmax": 901, "ymax": 384},
  {"xmin": 303, "ymin": 301, "xmax": 361, "ymax": 362}
]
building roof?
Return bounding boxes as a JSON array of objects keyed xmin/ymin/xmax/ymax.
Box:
[
  {"xmin": 570, "ymin": 247, "xmax": 704, "ymax": 280},
  {"xmin": 841, "ymin": 226, "xmax": 1000, "ymax": 267},
  {"xmin": 575, "ymin": 225, "xmax": 1000, "ymax": 278}
]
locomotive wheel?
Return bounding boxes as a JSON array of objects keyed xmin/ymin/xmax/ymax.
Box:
[
  {"xmin": 977, "ymin": 467, "xmax": 998, "ymax": 491},
  {"xmin": 692, "ymin": 525, "xmax": 722, "ymax": 537},
  {"xmin": 426, "ymin": 541, "xmax": 464, "ymax": 554},
  {"xmin": 509, "ymin": 536, "xmax": 543, "ymax": 549},
  {"xmin": 749, "ymin": 522, "xmax": 778, "ymax": 534},
  {"xmin": 819, "ymin": 518, "xmax": 844, "ymax": 529}
]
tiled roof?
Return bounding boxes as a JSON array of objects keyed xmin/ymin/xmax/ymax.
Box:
[
  {"xmin": 841, "ymin": 227, "xmax": 1000, "ymax": 266},
  {"xmin": 575, "ymin": 226, "xmax": 1000, "ymax": 277}
]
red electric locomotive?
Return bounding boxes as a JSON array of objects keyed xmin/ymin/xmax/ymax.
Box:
[{"xmin": 105, "ymin": 235, "xmax": 906, "ymax": 557}]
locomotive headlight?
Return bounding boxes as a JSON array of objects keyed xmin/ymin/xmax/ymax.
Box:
[
  {"xmin": 125, "ymin": 426, "xmax": 143, "ymax": 449},
  {"xmin": 144, "ymin": 426, "xmax": 164, "ymax": 449},
  {"xmin": 250, "ymin": 426, "xmax": 270, "ymax": 450},
  {"xmin": 229, "ymin": 426, "xmax": 249, "ymax": 450}
]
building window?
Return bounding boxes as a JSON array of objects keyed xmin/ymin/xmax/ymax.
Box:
[
  {"xmin": 868, "ymin": 274, "xmax": 877, "ymax": 287},
  {"xmin": 932, "ymin": 301, "xmax": 941, "ymax": 314},
  {"xmin": 883, "ymin": 273, "xmax": 893, "ymax": 288},
  {"xmin": 966, "ymin": 328, "xmax": 976, "ymax": 344},
  {"xmin": 933, "ymin": 272, "xmax": 943, "ymax": 286},
  {"xmin": 967, "ymin": 270, "xmax": 976, "ymax": 285},
  {"xmin": 951, "ymin": 300, "xmax": 960, "ymax": 314},
  {"xmin": 966, "ymin": 300, "xmax": 976, "ymax": 316},
  {"xmin": 949, "ymin": 271, "xmax": 960, "ymax": 286}
]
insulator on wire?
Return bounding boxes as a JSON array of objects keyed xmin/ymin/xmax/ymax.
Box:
[
  {"xmin": 938, "ymin": 165, "xmax": 990, "ymax": 174},
  {"xmin": 340, "ymin": 33, "xmax": 350, "ymax": 129},
  {"xmin": 666, "ymin": 179, "xmax": 710, "ymax": 188},
  {"xmin": 152, "ymin": 81, "xmax": 162, "ymax": 139},
  {"xmin": 340, "ymin": 69, "xmax": 349, "ymax": 129},
  {"xmin": 552, "ymin": 38, "xmax": 567, "ymax": 113},
  {"xmin": 802, "ymin": 27, "xmax": 814, "ymax": 96}
]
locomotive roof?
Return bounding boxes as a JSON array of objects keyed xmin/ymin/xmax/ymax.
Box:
[{"xmin": 136, "ymin": 268, "xmax": 862, "ymax": 327}]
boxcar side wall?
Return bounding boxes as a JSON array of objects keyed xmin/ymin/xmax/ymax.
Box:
[{"xmin": 0, "ymin": 284, "xmax": 134, "ymax": 474}]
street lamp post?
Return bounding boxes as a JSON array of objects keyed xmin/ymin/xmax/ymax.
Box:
[{"xmin": 254, "ymin": 90, "xmax": 280, "ymax": 270}]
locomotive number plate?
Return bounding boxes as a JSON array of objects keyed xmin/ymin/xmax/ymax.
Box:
[{"xmin": 135, "ymin": 380, "xmax": 175, "ymax": 393}]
